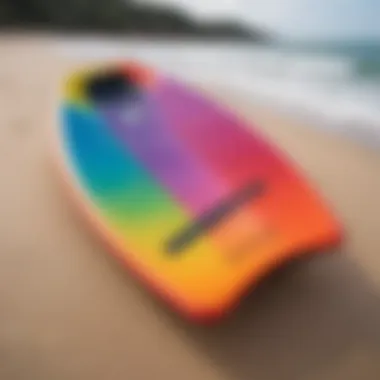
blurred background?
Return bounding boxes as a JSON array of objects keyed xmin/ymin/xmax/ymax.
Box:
[
  {"xmin": 1, "ymin": 0, "xmax": 380, "ymax": 145},
  {"xmin": 1, "ymin": 2, "xmax": 380, "ymax": 380}
]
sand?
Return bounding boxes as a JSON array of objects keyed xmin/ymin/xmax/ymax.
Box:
[{"xmin": 1, "ymin": 34, "xmax": 380, "ymax": 380}]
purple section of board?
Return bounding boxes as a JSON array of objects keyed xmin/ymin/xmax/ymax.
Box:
[{"xmin": 96, "ymin": 93, "xmax": 231, "ymax": 214}]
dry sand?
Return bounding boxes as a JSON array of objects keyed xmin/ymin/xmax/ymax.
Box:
[{"xmin": 0, "ymin": 34, "xmax": 380, "ymax": 380}]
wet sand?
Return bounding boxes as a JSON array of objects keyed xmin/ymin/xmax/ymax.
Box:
[{"xmin": 0, "ymin": 35, "xmax": 380, "ymax": 380}]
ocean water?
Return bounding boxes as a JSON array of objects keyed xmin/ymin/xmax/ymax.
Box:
[{"xmin": 56, "ymin": 37, "xmax": 380, "ymax": 145}]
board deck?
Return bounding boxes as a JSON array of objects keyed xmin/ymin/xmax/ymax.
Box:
[{"xmin": 55, "ymin": 62, "xmax": 343, "ymax": 323}]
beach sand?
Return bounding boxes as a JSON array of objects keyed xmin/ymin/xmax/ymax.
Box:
[{"xmin": 1, "ymin": 34, "xmax": 380, "ymax": 380}]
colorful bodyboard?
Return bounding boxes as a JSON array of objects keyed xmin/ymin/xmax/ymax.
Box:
[{"xmin": 55, "ymin": 62, "xmax": 342, "ymax": 323}]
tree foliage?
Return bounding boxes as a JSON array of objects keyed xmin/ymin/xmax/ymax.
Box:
[{"xmin": 0, "ymin": 0, "xmax": 270, "ymax": 41}]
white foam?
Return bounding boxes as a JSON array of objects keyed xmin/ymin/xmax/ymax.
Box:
[{"xmin": 55, "ymin": 38, "xmax": 380, "ymax": 145}]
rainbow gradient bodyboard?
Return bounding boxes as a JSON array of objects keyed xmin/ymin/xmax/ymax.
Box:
[{"xmin": 56, "ymin": 63, "xmax": 342, "ymax": 323}]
